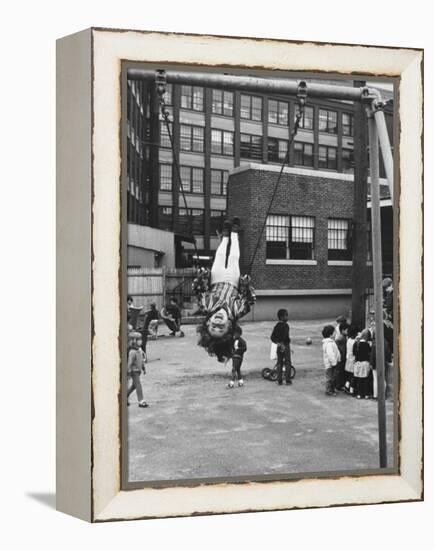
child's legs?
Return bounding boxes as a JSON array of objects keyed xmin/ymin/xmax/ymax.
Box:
[
  {"xmin": 276, "ymin": 349, "xmax": 284, "ymax": 383},
  {"xmin": 211, "ymin": 237, "xmax": 229, "ymax": 284},
  {"xmin": 127, "ymin": 377, "xmax": 135, "ymax": 397},
  {"xmin": 131, "ymin": 372, "xmax": 144, "ymax": 402},
  {"xmin": 325, "ymin": 366, "xmax": 336, "ymax": 393},
  {"xmin": 225, "ymin": 233, "xmax": 240, "ymax": 286},
  {"xmin": 233, "ymin": 357, "xmax": 242, "ymax": 380}
]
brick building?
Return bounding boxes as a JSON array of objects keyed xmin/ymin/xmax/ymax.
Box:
[
  {"xmin": 227, "ymin": 163, "xmax": 390, "ymax": 320},
  {"xmin": 125, "ymin": 73, "xmax": 393, "ymax": 268}
]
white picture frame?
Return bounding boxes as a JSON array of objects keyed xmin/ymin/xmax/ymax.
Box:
[{"xmin": 56, "ymin": 28, "xmax": 423, "ymax": 522}]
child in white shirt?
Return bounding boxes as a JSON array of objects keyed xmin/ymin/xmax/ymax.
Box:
[{"xmin": 322, "ymin": 324, "xmax": 341, "ymax": 396}]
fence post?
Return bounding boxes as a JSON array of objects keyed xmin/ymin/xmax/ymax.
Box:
[{"xmin": 162, "ymin": 266, "xmax": 166, "ymax": 309}]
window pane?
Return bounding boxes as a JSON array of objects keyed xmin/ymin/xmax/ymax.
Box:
[
  {"xmin": 158, "ymin": 206, "xmax": 173, "ymax": 230},
  {"xmin": 211, "ymin": 129, "xmax": 222, "ymax": 154},
  {"xmin": 192, "ymin": 127, "xmax": 204, "ymax": 152},
  {"xmin": 160, "ymin": 164, "xmax": 172, "ymax": 190},
  {"xmin": 223, "ymin": 92, "xmax": 233, "ymax": 116},
  {"xmin": 180, "ymin": 166, "xmax": 191, "ymax": 192},
  {"xmin": 192, "ymin": 168, "xmax": 203, "ymax": 193},
  {"xmin": 193, "ymin": 87, "xmax": 204, "ymax": 111},
  {"xmin": 328, "ymin": 147, "xmax": 337, "ymax": 169},
  {"xmin": 180, "ymin": 125, "xmax": 191, "ymax": 150},
  {"xmin": 212, "ymin": 90, "xmax": 222, "ymax": 114},
  {"xmin": 329, "ymin": 111, "xmax": 338, "ymax": 133},
  {"xmin": 328, "ymin": 218, "xmax": 351, "ymax": 260},
  {"xmin": 160, "ymin": 121, "xmax": 172, "ymax": 147},
  {"xmin": 266, "ymin": 215, "xmax": 289, "ymax": 259},
  {"xmin": 223, "ymin": 131, "xmax": 234, "ymax": 155},
  {"xmin": 303, "ymin": 106, "xmax": 314, "ymax": 129},
  {"xmin": 240, "ymin": 95, "xmax": 250, "ymax": 119},
  {"xmin": 252, "ymin": 96, "xmax": 262, "ymax": 121},
  {"xmin": 319, "ymin": 110, "xmax": 328, "ymax": 131},
  {"xmin": 318, "ymin": 145, "xmax": 327, "ymax": 169},
  {"xmin": 211, "ymin": 170, "xmax": 222, "ymax": 194},
  {"xmin": 210, "ymin": 210, "xmax": 225, "ymax": 234},
  {"xmin": 304, "ymin": 143, "xmax": 313, "ymax": 166},
  {"xmin": 278, "ymin": 140, "xmax": 288, "ymax": 160},
  {"xmin": 293, "ymin": 142, "xmax": 303, "ymax": 166},
  {"xmin": 278, "ymin": 102, "xmax": 289, "ymax": 125},
  {"xmin": 268, "ymin": 100, "xmax": 278, "ymax": 124},
  {"xmin": 181, "ymin": 85, "xmax": 192, "ymax": 109},
  {"xmin": 268, "ymin": 138, "xmax": 279, "ymax": 162}
]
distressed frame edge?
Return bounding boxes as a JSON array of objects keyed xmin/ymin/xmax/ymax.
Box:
[
  {"xmin": 90, "ymin": 29, "xmax": 423, "ymax": 522},
  {"xmin": 56, "ymin": 28, "xmax": 93, "ymax": 522}
]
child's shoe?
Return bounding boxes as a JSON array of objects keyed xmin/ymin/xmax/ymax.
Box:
[
  {"xmin": 222, "ymin": 220, "xmax": 232, "ymax": 237},
  {"xmin": 231, "ymin": 217, "xmax": 241, "ymax": 233},
  {"xmin": 138, "ymin": 401, "xmax": 149, "ymax": 408},
  {"xmin": 238, "ymin": 379, "xmax": 244, "ymax": 387},
  {"xmin": 227, "ymin": 381, "xmax": 234, "ymax": 388}
]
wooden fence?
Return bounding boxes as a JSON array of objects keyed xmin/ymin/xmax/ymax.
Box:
[{"xmin": 127, "ymin": 267, "xmax": 196, "ymax": 310}]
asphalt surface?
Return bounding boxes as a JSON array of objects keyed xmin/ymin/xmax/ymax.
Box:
[{"xmin": 127, "ymin": 320, "xmax": 395, "ymax": 483}]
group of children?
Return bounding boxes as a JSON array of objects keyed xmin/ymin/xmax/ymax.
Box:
[
  {"xmin": 126, "ymin": 296, "xmax": 185, "ymax": 409},
  {"xmin": 322, "ymin": 315, "xmax": 392, "ymax": 399}
]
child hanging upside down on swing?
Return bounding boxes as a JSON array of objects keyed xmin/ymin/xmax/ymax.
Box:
[{"xmin": 193, "ymin": 217, "xmax": 256, "ymax": 363}]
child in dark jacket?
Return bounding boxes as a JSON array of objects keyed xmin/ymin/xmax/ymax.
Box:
[
  {"xmin": 270, "ymin": 309, "xmax": 292, "ymax": 385},
  {"xmin": 228, "ymin": 326, "xmax": 247, "ymax": 388}
]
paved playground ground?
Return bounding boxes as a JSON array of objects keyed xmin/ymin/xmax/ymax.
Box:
[{"xmin": 127, "ymin": 319, "xmax": 395, "ymax": 483}]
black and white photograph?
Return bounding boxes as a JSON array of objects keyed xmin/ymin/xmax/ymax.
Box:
[{"xmin": 123, "ymin": 66, "xmax": 397, "ymax": 485}]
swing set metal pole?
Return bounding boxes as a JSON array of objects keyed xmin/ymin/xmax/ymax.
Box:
[
  {"xmin": 371, "ymin": 93, "xmax": 394, "ymax": 201},
  {"xmin": 128, "ymin": 68, "xmax": 371, "ymax": 102},
  {"xmin": 367, "ymin": 111, "xmax": 388, "ymax": 468}
]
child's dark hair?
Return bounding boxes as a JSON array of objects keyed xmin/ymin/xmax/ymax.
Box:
[
  {"xmin": 127, "ymin": 295, "xmax": 133, "ymax": 303},
  {"xmin": 234, "ymin": 326, "xmax": 243, "ymax": 336},
  {"xmin": 322, "ymin": 324, "xmax": 335, "ymax": 338},
  {"xmin": 339, "ymin": 321, "xmax": 349, "ymax": 333},
  {"xmin": 347, "ymin": 324, "xmax": 359, "ymax": 339},
  {"xmin": 197, "ymin": 316, "xmax": 239, "ymax": 362},
  {"xmin": 277, "ymin": 308, "xmax": 288, "ymax": 321}
]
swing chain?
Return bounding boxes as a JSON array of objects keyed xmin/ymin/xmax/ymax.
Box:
[
  {"xmin": 155, "ymin": 70, "xmax": 199, "ymax": 266},
  {"xmin": 246, "ymin": 82, "xmax": 307, "ymax": 274}
]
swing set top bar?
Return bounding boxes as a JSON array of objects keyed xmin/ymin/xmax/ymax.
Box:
[{"xmin": 127, "ymin": 68, "xmax": 383, "ymax": 103}]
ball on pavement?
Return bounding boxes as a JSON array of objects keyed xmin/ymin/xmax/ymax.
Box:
[{"xmin": 305, "ymin": 337, "xmax": 312, "ymax": 345}]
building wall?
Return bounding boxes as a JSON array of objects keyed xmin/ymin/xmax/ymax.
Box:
[
  {"xmin": 227, "ymin": 164, "xmax": 360, "ymax": 291},
  {"xmin": 127, "ymin": 224, "xmax": 175, "ymax": 268}
]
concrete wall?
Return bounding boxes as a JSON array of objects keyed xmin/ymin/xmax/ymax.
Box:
[{"xmin": 243, "ymin": 294, "xmax": 352, "ymax": 322}]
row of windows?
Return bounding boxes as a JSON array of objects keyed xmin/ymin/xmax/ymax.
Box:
[
  {"xmin": 160, "ymin": 122, "xmax": 353, "ymax": 171},
  {"xmin": 266, "ymin": 215, "xmax": 353, "ymax": 261},
  {"xmin": 159, "ymin": 165, "xmax": 228, "ymax": 195},
  {"xmin": 158, "ymin": 206, "xmax": 226, "ymax": 235},
  {"xmin": 158, "ymin": 209, "xmax": 356, "ymax": 261},
  {"xmin": 161, "ymin": 83, "xmax": 353, "ymax": 134}
]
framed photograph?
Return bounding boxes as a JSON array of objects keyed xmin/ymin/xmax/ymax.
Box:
[{"xmin": 56, "ymin": 28, "xmax": 423, "ymax": 522}]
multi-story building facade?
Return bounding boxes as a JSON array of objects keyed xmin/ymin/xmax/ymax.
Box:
[{"xmin": 126, "ymin": 75, "xmax": 393, "ymax": 275}]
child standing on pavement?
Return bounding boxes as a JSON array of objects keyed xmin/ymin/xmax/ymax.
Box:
[
  {"xmin": 270, "ymin": 309, "xmax": 293, "ymax": 385},
  {"xmin": 322, "ymin": 324, "xmax": 341, "ymax": 396},
  {"xmin": 228, "ymin": 326, "xmax": 247, "ymax": 388},
  {"xmin": 344, "ymin": 324, "xmax": 358, "ymax": 395},
  {"xmin": 353, "ymin": 329, "xmax": 372, "ymax": 399},
  {"xmin": 127, "ymin": 331, "xmax": 149, "ymax": 408}
]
